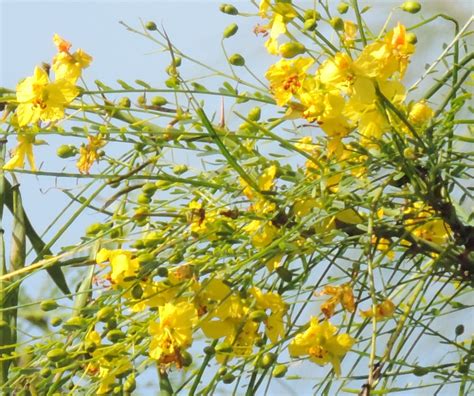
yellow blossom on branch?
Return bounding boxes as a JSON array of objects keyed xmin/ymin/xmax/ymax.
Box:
[
  {"xmin": 360, "ymin": 299, "xmax": 396, "ymax": 320},
  {"xmin": 77, "ymin": 134, "xmax": 106, "ymax": 174},
  {"xmin": 318, "ymin": 283, "xmax": 355, "ymax": 318},
  {"xmin": 96, "ymin": 248, "xmax": 139, "ymax": 287},
  {"xmin": 15, "ymin": 66, "xmax": 78, "ymax": 126},
  {"xmin": 52, "ymin": 33, "xmax": 93, "ymax": 83},
  {"xmin": 289, "ymin": 318, "xmax": 355, "ymax": 376},
  {"xmin": 3, "ymin": 133, "xmax": 37, "ymax": 171}
]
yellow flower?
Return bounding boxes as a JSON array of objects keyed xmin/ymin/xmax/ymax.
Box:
[
  {"xmin": 343, "ymin": 21, "xmax": 358, "ymax": 46},
  {"xmin": 259, "ymin": 164, "xmax": 278, "ymax": 191},
  {"xmin": 289, "ymin": 317, "xmax": 355, "ymax": 376},
  {"xmin": 96, "ymin": 248, "xmax": 139, "ymax": 286},
  {"xmin": 360, "ymin": 299, "xmax": 395, "ymax": 320},
  {"xmin": 404, "ymin": 202, "xmax": 451, "ymax": 245},
  {"xmin": 317, "ymin": 52, "xmax": 355, "ymax": 93},
  {"xmin": 353, "ymin": 23, "xmax": 414, "ymax": 80},
  {"xmin": 15, "ymin": 66, "xmax": 78, "ymax": 126},
  {"xmin": 318, "ymin": 283, "xmax": 355, "ymax": 318},
  {"xmin": 244, "ymin": 220, "xmax": 278, "ymax": 248},
  {"xmin": 293, "ymin": 198, "xmax": 319, "ymax": 217},
  {"xmin": 250, "ymin": 287, "xmax": 287, "ymax": 343},
  {"xmin": 265, "ymin": 58, "xmax": 314, "ymax": 106},
  {"xmin": 149, "ymin": 301, "xmax": 197, "ymax": 367},
  {"xmin": 52, "ymin": 34, "xmax": 92, "ymax": 83},
  {"xmin": 3, "ymin": 134, "xmax": 37, "ymax": 171},
  {"xmin": 408, "ymin": 100, "xmax": 434, "ymax": 126},
  {"xmin": 77, "ymin": 134, "xmax": 106, "ymax": 174}
]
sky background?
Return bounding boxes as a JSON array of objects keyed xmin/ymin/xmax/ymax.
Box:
[{"xmin": 1, "ymin": 1, "xmax": 473, "ymax": 395}]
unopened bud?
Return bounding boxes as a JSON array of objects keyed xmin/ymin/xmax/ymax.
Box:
[
  {"xmin": 40, "ymin": 299, "xmax": 58, "ymax": 311},
  {"xmin": 57, "ymin": 144, "xmax": 77, "ymax": 159},
  {"xmin": 304, "ymin": 19, "xmax": 317, "ymax": 31},
  {"xmin": 220, "ymin": 4, "xmax": 238, "ymax": 15},
  {"xmin": 401, "ymin": 1, "xmax": 421, "ymax": 13},
  {"xmin": 248, "ymin": 107, "xmax": 261, "ymax": 121},
  {"xmin": 337, "ymin": 2, "xmax": 349, "ymax": 14},
  {"xmin": 455, "ymin": 324, "xmax": 464, "ymax": 336},
  {"xmin": 330, "ymin": 17, "xmax": 344, "ymax": 31},
  {"xmin": 97, "ymin": 306, "xmax": 115, "ymax": 322},
  {"xmin": 151, "ymin": 96, "xmax": 168, "ymax": 107},
  {"xmin": 222, "ymin": 373, "xmax": 236, "ymax": 384},
  {"xmin": 304, "ymin": 9, "xmax": 321, "ymax": 21},
  {"xmin": 272, "ymin": 364, "xmax": 288, "ymax": 378},
  {"xmin": 145, "ymin": 21, "xmax": 157, "ymax": 31},
  {"xmin": 223, "ymin": 23, "xmax": 239, "ymax": 38},
  {"xmin": 406, "ymin": 32, "xmax": 417, "ymax": 44},
  {"xmin": 119, "ymin": 97, "xmax": 131, "ymax": 108},
  {"xmin": 259, "ymin": 352, "xmax": 277, "ymax": 369},
  {"xmin": 279, "ymin": 42, "xmax": 306, "ymax": 58},
  {"xmin": 229, "ymin": 53, "xmax": 245, "ymax": 66}
]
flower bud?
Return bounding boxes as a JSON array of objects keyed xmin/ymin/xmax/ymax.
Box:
[
  {"xmin": 137, "ymin": 95, "xmax": 146, "ymax": 106},
  {"xmin": 259, "ymin": 352, "xmax": 277, "ymax": 369},
  {"xmin": 401, "ymin": 1, "xmax": 421, "ymax": 13},
  {"xmin": 337, "ymin": 2, "xmax": 349, "ymax": 14},
  {"xmin": 173, "ymin": 164, "xmax": 188, "ymax": 175},
  {"xmin": 51, "ymin": 316, "xmax": 62, "ymax": 327},
  {"xmin": 107, "ymin": 329, "xmax": 125, "ymax": 342},
  {"xmin": 223, "ymin": 23, "xmax": 239, "ymax": 38},
  {"xmin": 455, "ymin": 324, "xmax": 464, "ymax": 336},
  {"xmin": 408, "ymin": 101, "xmax": 434, "ymax": 126},
  {"xmin": 248, "ymin": 107, "xmax": 261, "ymax": 121},
  {"xmin": 406, "ymin": 32, "xmax": 417, "ymax": 44},
  {"xmin": 142, "ymin": 182, "xmax": 158, "ymax": 196},
  {"xmin": 151, "ymin": 96, "xmax": 168, "ymax": 107},
  {"xmin": 137, "ymin": 193, "xmax": 151, "ymax": 205},
  {"xmin": 181, "ymin": 350, "xmax": 193, "ymax": 367},
  {"xmin": 40, "ymin": 299, "xmax": 58, "ymax": 312},
  {"xmin": 131, "ymin": 284, "xmax": 144, "ymax": 299},
  {"xmin": 222, "ymin": 373, "xmax": 236, "ymax": 384},
  {"xmin": 173, "ymin": 56, "xmax": 182, "ymax": 67},
  {"xmin": 124, "ymin": 374, "xmax": 136, "ymax": 392},
  {"xmin": 119, "ymin": 97, "xmax": 131, "ymax": 108},
  {"xmin": 279, "ymin": 42, "xmax": 306, "ymax": 58},
  {"xmin": 303, "ymin": 19, "xmax": 317, "ymax": 31},
  {"xmin": 157, "ymin": 267, "xmax": 168, "ymax": 277},
  {"xmin": 47, "ymin": 348, "xmax": 67, "ymax": 362},
  {"xmin": 97, "ymin": 306, "xmax": 115, "ymax": 322},
  {"xmin": 229, "ymin": 53, "xmax": 245, "ymax": 66},
  {"xmin": 220, "ymin": 4, "xmax": 238, "ymax": 15},
  {"xmin": 249, "ymin": 310, "xmax": 268, "ymax": 322},
  {"xmin": 204, "ymin": 345, "xmax": 215, "ymax": 355},
  {"xmin": 145, "ymin": 21, "xmax": 157, "ymax": 31},
  {"xmin": 218, "ymin": 367, "xmax": 227, "ymax": 376},
  {"xmin": 63, "ymin": 316, "xmax": 86, "ymax": 330},
  {"xmin": 137, "ymin": 252, "xmax": 155, "ymax": 264},
  {"xmin": 272, "ymin": 364, "xmax": 288, "ymax": 378},
  {"xmin": 330, "ymin": 17, "xmax": 344, "ymax": 31},
  {"xmin": 403, "ymin": 147, "xmax": 416, "ymax": 160},
  {"xmin": 413, "ymin": 366, "xmax": 430, "ymax": 376},
  {"xmin": 40, "ymin": 367, "xmax": 52, "ymax": 378},
  {"xmin": 57, "ymin": 144, "xmax": 77, "ymax": 159},
  {"xmin": 304, "ymin": 9, "xmax": 321, "ymax": 21},
  {"xmin": 215, "ymin": 342, "xmax": 233, "ymax": 353}
]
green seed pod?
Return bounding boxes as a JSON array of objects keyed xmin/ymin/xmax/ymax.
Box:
[
  {"xmin": 181, "ymin": 350, "xmax": 193, "ymax": 367},
  {"xmin": 259, "ymin": 352, "xmax": 277, "ymax": 369},
  {"xmin": 249, "ymin": 310, "xmax": 268, "ymax": 322},
  {"xmin": 229, "ymin": 53, "xmax": 245, "ymax": 66},
  {"xmin": 145, "ymin": 21, "xmax": 157, "ymax": 31},
  {"xmin": 40, "ymin": 367, "xmax": 52, "ymax": 378},
  {"xmin": 304, "ymin": 9, "xmax": 321, "ymax": 21},
  {"xmin": 330, "ymin": 17, "xmax": 344, "ymax": 31},
  {"xmin": 62, "ymin": 316, "xmax": 86, "ymax": 331},
  {"xmin": 137, "ymin": 193, "xmax": 151, "ymax": 205},
  {"xmin": 337, "ymin": 2, "xmax": 349, "ymax": 14},
  {"xmin": 119, "ymin": 97, "xmax": 131, "ymax": 108},
  {"xmin": 40, "ymin": 299, "xmax": 59, "ymax": 312},
  {"xmin": 131, "ymin": 284, "xmax": 144, "ymax": 299},
  {"xmin": 401, "ymin": 1, "xmax": 421, "ymax": 13},
  {"xmin": 173, "ymin": 164, "xmax": 188, "ymax": 175},
  {"xmin": 124, "ymin": 374, "xmax": 136, "ymax": 392},
  {"xmin": 56, "ymin": 144, "xmax": 77, "ymax": 159},
  {"xmin": 303, "ymin": 18, "xmax": 317, "ymax": 31},
  {"xmin": 142, "ymin": 182, "xmax": 158, "ymax": 196},
  {"xmin": 151, "ymin": 96, "xmax": 168, "ymax": 107},
  {"xmin": 222, "ymin": 373, "xmax": 236, "ymax": 384},
  {"xmin": 215, "ymin": 342, "xmax": 233, "ymax": 353},
  {"xmin": 455, "ymin": 324, "xmax": 464, "ymax": 336},
  {"xmin": 279, "ymin": 42, "xmax": 306, "ymax": 58},
  {"xmin": 47, "ymin": 348, "xmax": 67, "ymax": 362},
  {"xmin": 97, "ymin": 306, "xmax": 115, "ymax": 322},
  {"xmin": 272, "ymin": 364, "xmax": 288, "ymax": 378},
  {"xmin": 220, "ymin": 4, "xmax": 238, "ymax": 15},
  {"xmin": 50, "ymin": 316, "xmax": 62, "ymax": 327},
  {"xmin": 248, "ymin": 106, "xmax": 261, "ymax": 121},
  {"xmin": 406, "ymin": 32, "xmax": 417, "ymax": 44},
  {"xmin": 223, "ymin": 23, "xmax": 239, "ymax": 38},
  {"xmin": 107, "ymin": 329, "xmax": 125, "ymax": 342},
  {"xmin": 85, "ymin": 223, "xmax": 102, "ymax": 236}
]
